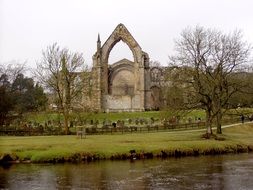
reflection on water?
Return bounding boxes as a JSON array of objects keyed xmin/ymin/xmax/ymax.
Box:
[{"xmin": 0, "ymin": 153, "xmax": 253, "ymax": 190}]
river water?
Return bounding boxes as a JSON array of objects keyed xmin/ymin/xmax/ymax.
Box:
[{"xmin": 0, "ymin": 153, "xmax": 253, "ymax": 190}]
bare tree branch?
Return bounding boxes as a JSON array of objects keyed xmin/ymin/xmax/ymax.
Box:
[{"xmin": 167, "ymin": 26, "xmax": 252, "ymax": 135}]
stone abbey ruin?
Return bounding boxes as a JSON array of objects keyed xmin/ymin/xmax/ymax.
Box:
[{"xmin": 84, "ymin": 24, "xmax": 165, "ymax": 112}]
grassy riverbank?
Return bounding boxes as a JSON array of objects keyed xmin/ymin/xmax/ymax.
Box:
[{"xmin": 1, "ymin": 123, "xmax": 253, "ymax": 163}]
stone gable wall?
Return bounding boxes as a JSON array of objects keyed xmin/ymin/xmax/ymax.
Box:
[{"xmin": 89, "ymin": 24, "xmax": 165, "ymax": 112}]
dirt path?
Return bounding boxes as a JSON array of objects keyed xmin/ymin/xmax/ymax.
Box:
[{"xmin": 165, "ymin": 121, "xmax": 252, "ymax": 134}]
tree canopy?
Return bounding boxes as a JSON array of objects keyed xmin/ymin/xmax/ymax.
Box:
[
  {"xmin": 168, "ymin": 26, "xmax": 252, "ymax": 135},
  {"xmin": 35, "ymin": 43, "xmax": 87, "ymax": 134},
  {"xmin": 0, "ymin": 63, "xmax": 47, "ymax": 125}
]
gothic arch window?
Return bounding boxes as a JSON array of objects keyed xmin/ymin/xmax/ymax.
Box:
[
  {"xmin": 108, "ymin": 41, "xmax": 134, "ymax": 65},
  {"xmin": 101, "ymin": 24, "xmax": 142, "ymax": 65}
]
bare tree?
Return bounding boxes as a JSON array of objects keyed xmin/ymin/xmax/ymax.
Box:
[
  {"xmin": 35, "ymin": 43, "xmax": 86, "ymax": 134},
  {"xmin": 0, "ymin": 61, "xmax": 26, "ymax": 83},
  {"xmin": 169, "ymin": 26, "xmax": 251, "ymax": 136},
  {"xmin": 149, "ymin": 60, "xmax": 161, "ymax": 68}
]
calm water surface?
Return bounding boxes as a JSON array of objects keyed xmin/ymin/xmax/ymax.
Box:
[{"xmin": 0, "ymin": 153, "xmax": 253, "ymax": 190}]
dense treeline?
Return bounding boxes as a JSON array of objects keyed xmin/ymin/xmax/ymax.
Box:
[{"xmin": 0, "ymin": 64, "xmax": 47, "ymax": 125}]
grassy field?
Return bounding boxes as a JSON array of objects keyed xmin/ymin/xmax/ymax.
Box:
[{"xmin": 1, "ymin": 122, "xmax": 253, "ymax": 163}]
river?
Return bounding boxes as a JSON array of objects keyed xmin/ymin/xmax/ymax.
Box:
[{"xmin": 0, "ymin": 153, "xmax": 253, "ymax": 190}]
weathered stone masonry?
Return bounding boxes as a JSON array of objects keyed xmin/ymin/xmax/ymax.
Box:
[{"xmin": 89, "ymin": 24, "xmax": 163, "ymax": 112}]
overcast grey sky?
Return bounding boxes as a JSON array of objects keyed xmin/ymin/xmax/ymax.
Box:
[{"xmin": 0, "ymin": 0, "xmax": 253, "ymax": 68}]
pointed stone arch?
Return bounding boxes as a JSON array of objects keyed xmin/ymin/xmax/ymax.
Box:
[
  {"xmin": 101, "ymin": 23, "xmax": 142, "ymax": 65},
  {"xmin": 108, "ymin": 41, "xmax": 134, "ymax": 64},
  {"xmin": 91, "ymin": 24, "xmax": 151, "ymax": 112}
]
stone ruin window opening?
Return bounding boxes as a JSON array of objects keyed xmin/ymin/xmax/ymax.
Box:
[
  {"xmin": 107, "ymin": 40, "xmax": 135, "ymax": 96},
  {"xmin": 91, "ymin": 24, "xmax": 155, "ymax": 111},
  {"xmin": 108, "ymin": 40, "xmax": 134, "ymax": 65}
]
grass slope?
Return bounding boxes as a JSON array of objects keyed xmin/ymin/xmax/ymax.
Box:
[{"xmin": 0, "ymin": 123, "xmax": 253, "ymax": 162}]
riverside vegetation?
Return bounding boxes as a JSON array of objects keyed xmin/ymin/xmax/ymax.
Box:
[{"xmin": 0, "ymin": 122, "xmax": 253, "ymax": 164}]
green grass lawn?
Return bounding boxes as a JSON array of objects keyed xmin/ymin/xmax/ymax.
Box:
[{"xmin": 1, "ymin": 123, "xmax": 253, "ymax": 162}]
